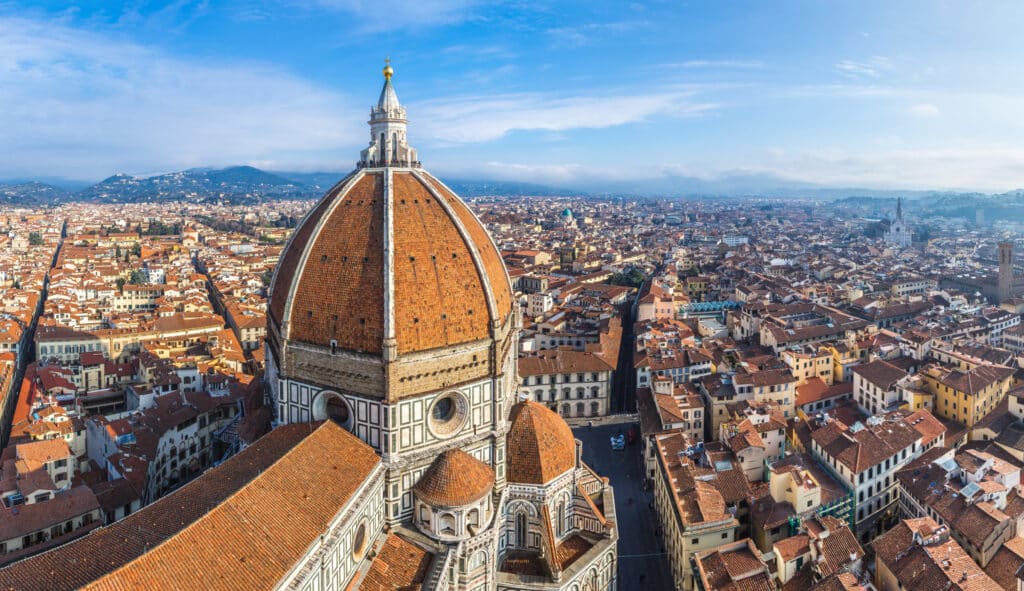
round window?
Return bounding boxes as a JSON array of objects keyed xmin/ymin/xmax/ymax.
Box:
[
  {"xmin": 326, "ymin": 396, "xmax": 350, "ymax": 426},
  {"xmin": 352, "ymin": 521, "xmax": 368, "ymax": 560},
  {"xmin": 428, "ymin": 392, "xmax": 468, "ymax": 438},
  {"xmin": 313, "ymin": 392, "xmax": 353, "ymax": 430}
]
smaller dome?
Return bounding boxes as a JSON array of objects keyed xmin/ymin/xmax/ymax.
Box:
[
  {"xmin": 506, "ymin": 400, "xmax": 577, "ymax": 485},
  {"xmin": 414, "ymin": 449, "xmax": 495, "ymax": 507}
]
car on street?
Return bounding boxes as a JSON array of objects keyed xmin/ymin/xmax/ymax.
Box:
[{"xmin": 610, "ymin": 434, "xmax": 625, "ymax": 450}]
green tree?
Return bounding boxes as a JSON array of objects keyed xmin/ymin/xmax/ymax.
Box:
[
  {"xmin": 28, "ymin": 231, "xmax": 43, "ymax": 246},
  {"xmin": 608, "ymin": 268, "xmax": 646, "ymax": 288}
]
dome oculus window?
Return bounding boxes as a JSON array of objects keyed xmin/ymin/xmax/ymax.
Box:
[{"xmin": 428, "ymin": 392, "xmax": 469, "ymax": 437}]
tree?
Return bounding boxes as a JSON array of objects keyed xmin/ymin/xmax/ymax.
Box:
[
  {"xmin": 28, "ymin": 231, "xmax": 43, "ymax": 246},
  {"xmin": 128, "ymin": 270, "xmax": 147, "ymax": 285},
  {"xmin": 116, "ymin": 277, "xmax": 126, "ymax": 293},
  {"xmin": 608, "ymin": 268, "xmax": 646, "ymax": 288}
]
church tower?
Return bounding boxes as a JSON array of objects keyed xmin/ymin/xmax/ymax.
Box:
[{"xmin": 885, "ymin": 197, "xmax": 912, "ymax": 248}]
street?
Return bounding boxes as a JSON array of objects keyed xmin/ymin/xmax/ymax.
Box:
[{"xmin": 574, "ymin": 423, "xmax": 674, "ymax": 591}]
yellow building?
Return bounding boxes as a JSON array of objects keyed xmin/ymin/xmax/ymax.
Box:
[
  {"xmin": 685, "ymin": 275, "xmax": 709, "ymax": 301},
  {"xmin": 920, "ymin": 363, "xmax": 1014, "ymax": 428},
  {"xmin": 653, "ymin": 431, "xmax": 740, "ymax": 590},
  {"xmin": 781, "ymin": 346, "xmax": 834, "ymax": 386},
  {"xmin": 823, "ymin": 343, "xmax": 860, "ymax": 383}
]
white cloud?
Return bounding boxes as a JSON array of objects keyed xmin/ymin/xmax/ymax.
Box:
[
  {"xmin": 434, "ymin": 147, "xmax": 1024, "ymax": 193},
  {"xmin": 908, "ymin": 102, "xmax": 940, "ymax": 118},
  {"xmin": 545, "ymin": 20, "xmax": 650, "ymax": 47},
  {"xmin": 0, "ymin": 16, "xmax": 363, "ymax": 179},
  {"xmin": 836, "ymin": 56, "xmax": 893, "ymax": 79},
  {"xmin": 297, "ymin": 0, "xmax": 481, "ymax": 31},
  {"xmin": 752, "ymin": 147, "xmax": 1024, "ymax": 191},
  {"xmin": 413, "ymin": 90, "xmax": 718, "ymax": 143}
]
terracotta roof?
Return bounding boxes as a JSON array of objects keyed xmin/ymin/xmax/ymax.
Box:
[
  {"xmin": 872, "ymin": 518, "xmax": 1002, "ymax": 591},
  {"xmin": 413, "ymin": 449, "xmax": 494, "ymax": 507},
  {"xmin": 774, "ymin": 534, "xmax": 810, "ymax": 561},
  {"xmin": 851, "ymin": 359, "xmax": 906, "ymax": 390},
  {"xmin": 506, "ymin": 400, "xmax": 577, "ymax": 485},
  {"xmin": 271, "ymin": 169, "xmax": 513, "ymax": 356},
  {"xmin": 279, "ymin": 173, "xmax": 385, "ymax": 353},
  {"xmin": 984, "ymin": 536, "xmax": 1024, "ymax": 591},
  {"xmin": 0, "ymin": 422, "xmax": 380, "ymax": 591},
  {"xmin": 810, "ymin": 417, "xmax": 921, "ymax": 473},
  {"xmin": 518, "ymin": 349, "xmax": 614, "ymax": 376},
  {"xmin": 356, "ymin": 533, "xmax": 433, "ymax": 591}
]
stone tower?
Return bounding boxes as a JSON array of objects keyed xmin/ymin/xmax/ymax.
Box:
[{"xmin": 999, "ymin": 241, "xmax": 1013, "ymax": 302}]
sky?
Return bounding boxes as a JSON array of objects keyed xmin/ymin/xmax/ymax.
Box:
[{"xmin": 2, "ymin": 0, "xmax": 1024, "ymax": 192}]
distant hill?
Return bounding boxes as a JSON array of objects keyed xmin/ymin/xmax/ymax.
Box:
[
  {"xmin": 3, "ymin": 165, "xmax": 1021, "ymax": 204},
  {"xmin": 75, "ymin": 166, "xmax": 314, "ymax": 204},
  {"xmin": 0, "ymin": 182, "xmax": 69, "ymax": 206},
  {"xmin": 0, "ymin": 166, "xmax": 586, "ymax": 205}
]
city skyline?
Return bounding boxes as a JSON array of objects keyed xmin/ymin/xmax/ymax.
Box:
[{"xmin": 3, "ymin": 1, "xmax": 1024, "ymax": 191}]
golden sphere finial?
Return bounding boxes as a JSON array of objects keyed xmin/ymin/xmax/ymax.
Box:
[{"xmin": 383, "ymin": 57, "xmax": 393, "ymax": 81}]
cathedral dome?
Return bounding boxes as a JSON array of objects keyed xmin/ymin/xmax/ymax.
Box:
[
  {"xmin": 506, "ymin": 400, "xmax": 578, "ymax": 484},
  {"xmin": 414, "ymin": 448, "xmax": 495, "ymax": 507},
  {"xmin": 268, "ymin": 68, "xmax": 513, "ymax": 360}
]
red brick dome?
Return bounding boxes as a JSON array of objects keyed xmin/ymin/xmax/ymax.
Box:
[
  {"xmin": 506, "ymin": 400, "xmax": 578, "ymax": 485},
  {"xmin": 268, "ymin": 169, "xmax": 513, "ymax": 356},
  {"xmin": 414, "ymin": 448, "xmax": 495, "ymax": 507}
]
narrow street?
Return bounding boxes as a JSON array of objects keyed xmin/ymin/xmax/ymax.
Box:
[
  {"xmin": 611, "ymin": 301, "xmax": 636, "ymax": 413},
  {"xmin": 574, "ymin": 424, "xmax": 674, "ymax": 591}
]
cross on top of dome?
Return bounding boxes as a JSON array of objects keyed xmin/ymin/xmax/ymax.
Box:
[{"xmin": 360, "ymin": 60, "xmax": 419, "ymax": 168}]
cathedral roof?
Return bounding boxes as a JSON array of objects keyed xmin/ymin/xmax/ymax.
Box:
[
  {"xmin": 0, "ymin": 421, "xmax": 379, "ymax": 591},
  {"xmin": 506, "ymin": 400, "xmax": 578, "ymax": 485},
  {"xmin": 413, "ymin": 448, "xmax": 495, "ymax": 507},
  {"xmin": 268, "ymin": 69, "xmax": 513, "ymax": 357}
]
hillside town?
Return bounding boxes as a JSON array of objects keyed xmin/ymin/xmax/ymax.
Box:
[{"xmin": 0, "ymin": 190, "xmax": 1022, "ymax": 591}]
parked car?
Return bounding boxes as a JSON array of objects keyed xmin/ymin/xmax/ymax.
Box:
[{"xmin": 610, "ymin": 434, "xmax": 626, "ymax": 450}]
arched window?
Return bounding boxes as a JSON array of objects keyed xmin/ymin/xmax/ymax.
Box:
[
  {"xmin": 575, "ymin": 402, "xmax": 584, "ymax": 416},
  {"xmin": 467, "ymin": 508, "xmax": 480, "ymax": 528},
  {"xmin": 557, "ymin": 500, "xmax": 566, "ymax": 537},
  {"xmin": 440, "ymin": 513, "xmax": 456, "ymax": 536},
  {"xmin": 561, "ymin": 403, "xmax": 570, "ymax": 416},
  {"xmin": 515, "ymin": 512, "xmax": 527, "ymax": 547},
  {"xmin": 591, "ymin": 401, "xmax": 600, "ymax": 416},
  {"xmin": 469, "ymin": 550, "xmax": 487, "ymax": 570}
]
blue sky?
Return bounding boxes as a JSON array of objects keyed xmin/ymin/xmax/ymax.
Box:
[{"xmin": 2, "ymin": 1, "xmax": 1023, "ymax": 191}]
